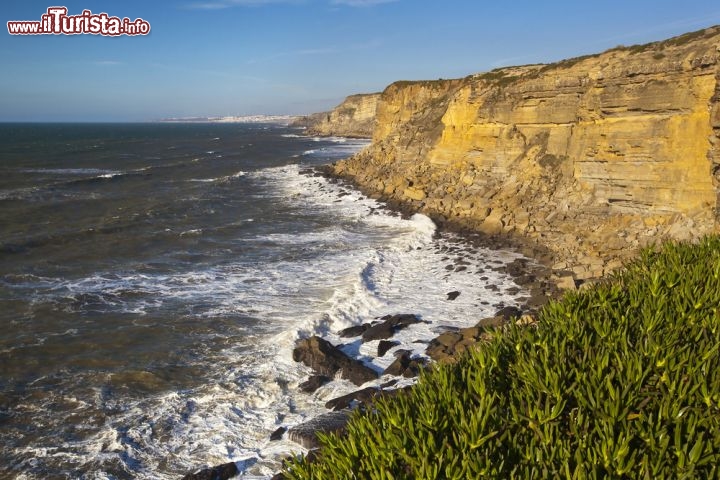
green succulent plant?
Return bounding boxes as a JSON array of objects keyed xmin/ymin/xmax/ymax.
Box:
[{"xmin": 283, "ymin": 236, "xmax": 720, "ymax": 479}]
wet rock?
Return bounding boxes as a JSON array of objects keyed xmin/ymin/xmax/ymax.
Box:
[
  {"xmin": 504, "ymin": 258, "xmax": 528, "ymax": 277},
  {"xmin": 380, "ymin": 379, "xmax": 398, "ymax": 389},
  {"xmin": 288, "ymin": 411, "xmax": 351, "ymax": 449},
  {"xmin": 476, "ymin": 315, "xmax": 507, "ymax": 329},
  {"xmin": 426, "ymin": 316, "xmax": 509, "ymax": 362},
  {"xmin": 181, "ymin": 462, "xmax": 238, "ymax": 480},
  {"xmin": 298, "ymin": 374, "xmax": 332, "ymax": 393},
  {"xmin": 337, "ymin": 324, "xmax": 369, "ymax": 338},
  {"xmin": 270, "ymin": 426, "xmax": 287, "ymax": 441},
  {"xmin": 514, "ymin": 274, "xmax": 537, "ymax": 285},
  {"xmin": 377, "ymin": 340, "xmax": 399, "ymax": 357},
  {"xmin": 494, "ymin": 306, "xmax": 523, "ymax": 320},
  {"xmin": 361, "ymin": 314, "xmax": 422, "ymax": 342},
  {"xmin": 325, "ymin": 387, "xmax": 380, "ymax": 411},
  {"xmin": 293, "ymin": 336, "xmax": 378, "ymax": 386},
  {"xmin": 384, "ymin": 351, "xmax": 426, "ymax": 377},
  {"xmin": 446, "ymin": 290, "xmax": 461, "ymax": 301},
  {"xmin": 524, "ymin": 290, "xmax": 549, "ymax": 309}
]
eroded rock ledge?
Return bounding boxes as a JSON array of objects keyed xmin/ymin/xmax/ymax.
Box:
[
  {"xmin": 329, "ymin": 27, "xmax": 720, "ymax": 281},
  {"xmin": 292, "ymin": 93, "xmax": 381, "ymax": 138}
]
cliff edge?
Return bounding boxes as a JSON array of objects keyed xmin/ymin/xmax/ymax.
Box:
[
  {"xmin": 330, "ymin": 27, "xmax": 720, "ymax": 281},
  {"xmin": 293, "ymin": 93, "xmax": 381, "ymax": 137}
]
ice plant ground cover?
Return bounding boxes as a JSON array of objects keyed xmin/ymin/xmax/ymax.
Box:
[{"xmin": 284, "ymin": 236, "xmax": 720, "ymax": 479}]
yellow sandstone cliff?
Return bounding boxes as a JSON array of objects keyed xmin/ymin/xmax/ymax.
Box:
[
  {"xmin": 293, "ymin": 93, "xmax": 380, "ymax": 137},
  {"xmin": 332, "ymin": 27, "xmax": 720, "ymax": 281}
]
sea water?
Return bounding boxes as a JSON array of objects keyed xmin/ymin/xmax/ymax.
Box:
[{"xmin": 0, "ymin": 123, "xmax": 527, "ymax": 478}]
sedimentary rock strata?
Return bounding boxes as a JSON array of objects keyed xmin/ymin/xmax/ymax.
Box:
[
  {"xmin": 292, "ymin": 93, "xmax": 380, "ymax": 137},
  {"xmin": 330, "ymin": 27, "xmax": 720, "ymax": 280}
]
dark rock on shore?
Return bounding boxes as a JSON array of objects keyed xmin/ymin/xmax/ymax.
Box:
[
  {"xmin": 270, "ymin": 426, "xmax": 287, "ymax": 441},
  {"xmin": 494, "ymin": 306, "xmax": 522, "ymax": 320},
  {"xmin": 426, "ymin": 321, "xmax": 498, "ymax": 362},
  {"xmin": 337, "ymin": 324, "xmax": 369, "ymax": 338},
  {"xmin": 293, "ymin": 336, "xmax": 378, "ymax": 386},
  {"xmin": 377, "ymin": 340, "xmax": 399, "ymax": 356},
  {"xmin": 446, "ymin": 290, "xmax": 461, "ymax": 300},
  {"xmin": 298, "ymin": 374, "xmax": 331, "ymax": 393},
  {"xmin": 325, "ymin": 386, "xmax": 380, "ymax": 411},
  {"xmin": 288, "ymin": 411, "xmax": 351, "ymax": 449},
  {"xmin": 383, "ymin": 351, "xmax": 427, "ymax": 377},
  {"xmin": 362, "ymin": 314, "xmax": 422, "ymax": 342},
  {"xmin": 181, "ymin": 462, "xmax": 238, "ymax": 480}
]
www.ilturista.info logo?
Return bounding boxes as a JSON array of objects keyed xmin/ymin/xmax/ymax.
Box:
[{"xmin": 7, "ymin": 7, "xmax": 150, "ymax": 36}]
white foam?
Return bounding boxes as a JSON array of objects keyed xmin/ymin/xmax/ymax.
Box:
[
  {"xmin": 187, "ymin": 171, "xmax": 246, "ymax": 183},
  {"xmin": 11, "ymin": 163, "xmax": 532, "ymax": 479},
  {"xmin": 22, "ymin": 168, "xmax": 119, "ymax": 175}
]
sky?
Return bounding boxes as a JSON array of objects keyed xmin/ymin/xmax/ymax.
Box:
[{"xmin": 2, "ymin": 1, "xmax": 720, "ymax": 122}]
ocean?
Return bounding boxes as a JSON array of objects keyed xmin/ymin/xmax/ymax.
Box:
[{"xmin": 0, "ymin": 123, "xmax": 528, "ymax": 479}]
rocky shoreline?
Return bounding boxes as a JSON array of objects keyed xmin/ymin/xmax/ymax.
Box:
[
  {"xmin": 180, "ymin": 165, "xmax": 569, "ymax": 480},
  {"xmin": 181, "ymin": 26, "xmax": 720, "ymax": 479}
]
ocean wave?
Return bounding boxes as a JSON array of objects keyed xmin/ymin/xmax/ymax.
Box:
[
  {"xmin": 4, "ymin": 159, "xmax": 530, "ymax": 479},
  {"xmin": 21, "ymin": 168, "xmax": 119, "ymax": 176},
  {"xmin": 188, "ymin": 171, "xmax": 247, "ymax": 183}
]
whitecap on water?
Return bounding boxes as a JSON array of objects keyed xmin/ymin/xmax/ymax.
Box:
[{"xmin": 6, "ymin": 150, "xmax": 532, "ymax": 479}]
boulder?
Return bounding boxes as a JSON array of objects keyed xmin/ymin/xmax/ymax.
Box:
[
  {"xmin": 298, "ymin": 375, "xmax": 331, "ymax": 393},
  {"xmin": 288, "ymin": 411, "xmax": 351, "ymax": 449},
  {"xmin": 383, "ymin": 351, "xmax": 426, "ymax": 377},
  {"xmin": 337, "ymin": 324, "xmax": 369, "ymax": 338},
  {"xmin": 181, "ymin": 462, "xmax": 238, "ymax": 480},
  {"xmin": 446, "ymin": 290, "xmax": 461, "ymax": 300},
  {"xmin": 494, "ymin": 306, "xmax": 523, "ymax": 320},
  {"xmin": 325, "ymin": 387, "xmax": 380, "ymax": 411},
  {"xmin": 293, "ymin": 336, "xmax": 378, "ymax": 386},
  {"xmin": 270, "ymin": 426, "xmax": 287, "ymax": 441},
  {"xmin": 377, "ymin": 340, "xmax": 399, "ymax": 357},
  {"xmin": 362, "ymin": 314, "xmax": 422, "ymax": 342}
]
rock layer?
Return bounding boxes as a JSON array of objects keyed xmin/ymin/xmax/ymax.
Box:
[
  {"xmin": 293, "ymin": 93, "xmax": 380, "ymax": 137},
  {"xmin": 330, "ymin": 27, "xmax": 720, "ymax": 278}
]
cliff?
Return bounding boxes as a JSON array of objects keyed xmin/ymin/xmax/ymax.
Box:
[
  {"xmin": 331, "ymin": 27, "xmax": 720, "ymax": 281},
  {"xmin": 293, "ymin": 93, "xmax": 381, "ymax": 137}
]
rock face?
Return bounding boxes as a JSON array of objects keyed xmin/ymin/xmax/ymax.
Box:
[
  {"xmin": 292, "ymin": 93, "xmax": 381, "ymax": 138},
  {"xmin": 330, "ymin": 27, "xmax": 720, "ymax": 278},
  {"xmin": 181, "ymin": 462, "xmax": 238, "ymax": 480},
  {"xmin": 287, "ymin": 411, "xmax": 351, "ymax": 449},
  {"xmin": 293, "ymin": 336, "xmax": 378, "ymax": 386}
]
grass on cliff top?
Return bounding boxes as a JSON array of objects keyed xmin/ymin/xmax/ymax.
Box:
[
  {"xmin": 535, "ymin": 25, "xmax": 719, "ymax": 75},
  {"xmin": 283, "ymin": 236, "xmax": 720, "ymax": 479}
]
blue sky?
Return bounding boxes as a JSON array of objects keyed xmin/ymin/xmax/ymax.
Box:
[{"xmin": 2, "ymin": 0, "xmax": 720, "ymax": 121}]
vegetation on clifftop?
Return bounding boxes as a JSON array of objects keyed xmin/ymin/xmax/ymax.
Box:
[{"xmin": 283, "ymin": 236, "xmax": 720, "ymax": 479}]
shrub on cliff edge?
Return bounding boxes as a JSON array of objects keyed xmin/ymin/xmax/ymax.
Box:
[{"xmin": 283, "ymin": 236, "xmax": 720, "ymax": 479}]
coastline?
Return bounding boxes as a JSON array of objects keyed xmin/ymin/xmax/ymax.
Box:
[
  {"xmin": 269, "ymin": 164, "xmax": 561, "ymax": 477},
  {"xmin": 182, "ymin": 155, "xmax": 562, "ymax": 480},
  {"xmin": 183, "ymin": 25, "xmax": 720, "ymax": 479},
  {"xmin": 315, "ymin": 163, "xmax": 564, "ymax": 296}
]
